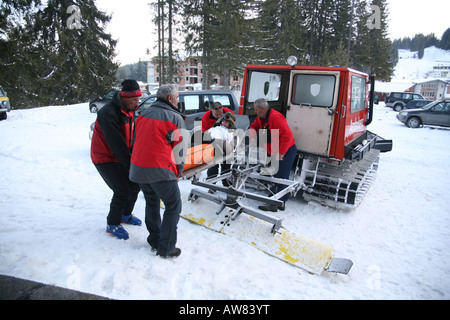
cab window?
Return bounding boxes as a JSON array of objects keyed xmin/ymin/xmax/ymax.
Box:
[
  {"xmin": 351, "ymin": 75, "xmax": 366, "ymax": 113},
  {"xmin": 248, "ymin": 71, "xmax": 282, "ymax": 102},
  {"xmin": 292, "ymin": 74, "xmax": 336, "ymax": 108}
]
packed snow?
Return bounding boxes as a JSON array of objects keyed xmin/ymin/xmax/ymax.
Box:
[{"xmin": 1, "ymin": 99, "xmax": 449, "ymax": 300}]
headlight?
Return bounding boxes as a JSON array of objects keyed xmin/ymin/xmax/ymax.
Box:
[
  {"xmin": 287, "ymin": 56, "xmax": 298, "ymax": 67},
  {"xmin": 399, "ymin": 111, "xmax": 407, "ymax": 117}
]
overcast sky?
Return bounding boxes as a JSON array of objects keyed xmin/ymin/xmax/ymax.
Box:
[{"xmin": 95, "ymin": 0, "xmax": 449, "ymax": 66}]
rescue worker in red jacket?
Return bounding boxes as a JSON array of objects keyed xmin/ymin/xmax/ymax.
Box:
[
  {"xmin": 90, "ymin": 79, "xmax": 142, "ymax": 240},
  {"xmin": 201, "ymin": 102, "xmax": 234, "ymax": 132},
  {"xmin": 202, "ymin": 102, "xmax": 235, "ymax": 183},
  {"xmin": 130, "ymin": 84, "xmax": 188, "ymax": 258},
  {"xmin": 250, "ymin": 98, "xmax": 298, "ymax": 212}
]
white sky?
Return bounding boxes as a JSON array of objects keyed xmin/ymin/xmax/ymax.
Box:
[{"xmin": 95, "ymin": 0, "xmax": 450, "ymax": 66}]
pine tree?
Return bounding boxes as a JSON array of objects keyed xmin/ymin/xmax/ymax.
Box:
[
  {"xmin": 182, "ymin": 0, "xmax": 255, "ymax": 89},
  {"xmin": 0, "ymin": 0, "xmax": 44, "ymax": 108},
  {"xmin": 1, "ymin": 0, "xmax": 117, "ymax": 108},
  {"xmin": 257, "ymin": 0, "xmax": 306, "ymax": 65},
  {"xmin": 39, "ymin": 0, "xmax": 118, "ymax": 105},
  {"xmin": 439, "ymin": 28, "xmax": 450, "ymax": 50},
  {"xmin": 207, "ymin": 0, "xmax": 254, "ymax": 86},
  {"xmin": 366, "ymin": 0, "xmax": 394, "ymax": 81}
]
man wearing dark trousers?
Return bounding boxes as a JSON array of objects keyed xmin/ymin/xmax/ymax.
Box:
[
  {"xmin": 91, "ymin": 80, "xmax": 142, "ymax": 240},
  {"xmin": 130, "ymin": 84, "xmax": 187, "ymax": 258},
  {"xmin": 250, "ymin": 98, "xmax": 298, "ymax": 212}
]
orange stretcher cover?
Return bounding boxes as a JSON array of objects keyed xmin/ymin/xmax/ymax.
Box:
[{"xmin": 183, "ymin": 144, "xmax": 215, "ymax": 171}]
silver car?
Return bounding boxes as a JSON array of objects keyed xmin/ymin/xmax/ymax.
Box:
[{"xmin": 397, "ymin": 100, "xmax": 450, "ymax": 128}]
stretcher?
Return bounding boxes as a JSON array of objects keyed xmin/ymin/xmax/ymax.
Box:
[{"xmin": 179, "ymin": 143, "xmax": 353, "ymax": 275}]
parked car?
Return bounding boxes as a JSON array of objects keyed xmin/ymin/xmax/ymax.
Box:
[
  {"xmin": 89, "ymin": 90, "xmax": 150, "ymax": 113},
  {"xmin": 403, "ymin": 99, "xmax": 431, "ymax": 110},
  {"xmin": 385, "ymin": 92, "xmax": 425, "ymax": 111},
  {"xmin": 0, "ymin": 85, "xmax": 11, "ymax": 121},
  {"xmin": 136, "ymin": 90, "xmax": 239, "ymax": 130},
  {"xmin": 89, "ymin": 90, "xmax": 119, "ymax": 113},
  {"xmin": 89, "ymin": 90, "xmax": 240, "ymax": 139},
  {"xmin": 396, "ymin": 99, "xmax": 450, "ymax": 128}
]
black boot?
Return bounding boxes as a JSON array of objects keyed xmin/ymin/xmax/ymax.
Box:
[
  {"xmin": 157, "ymin": 248, "xmax": 181, "ymax": 258},
  {"xmin": 258, "ymin": 203, "xmax": 285, "ymax": 212}
]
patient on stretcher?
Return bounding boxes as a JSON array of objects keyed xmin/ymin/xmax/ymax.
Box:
[
  {"xmin": 183, "ymin": 112, "xmax": 236, "ymax": 177},
  {"xmin": 205, "ymin": 112, "xmax": 236, "ymax": 185}
]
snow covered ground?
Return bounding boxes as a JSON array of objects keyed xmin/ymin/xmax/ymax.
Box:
[
  {"xmin": 1, "ymin": 101, "xmax": 450, "ymax": 300},
  {"xmin": 394, "ymin": 46, "xmax": 450, "ymax": 81}
]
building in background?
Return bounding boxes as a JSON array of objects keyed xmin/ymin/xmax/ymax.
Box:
[
  {"xmin": 412, "ymin": 79, "xmax": 450, "ymax": 100},
  {"xmin": 144, "ymin": 56, "xmax": 241, "ymax": 91}
]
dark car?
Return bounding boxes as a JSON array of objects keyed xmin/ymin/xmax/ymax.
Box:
[
  {"xmin": 396, "ymin": 99, "xmax": 450, "ymax": 128},
  {"xmin": 136, "ymin": 90, "xmax": 239, "ymax": 130},
  {"xmin": 404, "ymin": 99, "xmax": 431, "ymax": 110},
  {"xmin": 385, "ymin": 92, "xmax": 425, "ymax": 111}
]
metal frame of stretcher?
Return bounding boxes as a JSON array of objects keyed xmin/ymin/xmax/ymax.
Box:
[{"xmin": 182, "ymin": 151, "xmax": 302, "ymax": 234}]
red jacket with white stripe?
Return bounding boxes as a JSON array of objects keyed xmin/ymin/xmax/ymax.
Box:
[
  {"xmin": 90, "ymin": 93, "xmax": 135, "ymax": 169},
  {"xmin": 201, "ymin": 107, "xmax": 234, "ymax": 132},
  {"xmin": 129, "ymin": 99, "xmax": 188, "ymax": 184},
  {"xmin": 249, "ymin": 108, "xmax": 296, "ymax": 156}
]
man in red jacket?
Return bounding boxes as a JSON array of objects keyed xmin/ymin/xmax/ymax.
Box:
[
  {"xmin": 130, "ymin": 84, "xmax": 188, "ymax": 258},
  {"xmin": 201, "ymin": 102, "xmax": 235, "ymax": 183},
  {"xmin": 250, "ymin": 98, "xmax": 298, "ymax": 212},
  {"xmin": 201, "ymin": 102, "xmax": 234, "ymax": 132},
  {"xmin": 91, "ymin": 80, "xmax": 142, "ymax": 240}
]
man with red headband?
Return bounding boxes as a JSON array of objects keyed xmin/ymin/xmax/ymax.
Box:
[{"xmin": 91, "ymin": 79, "xmax": 142, "ymax": 240}]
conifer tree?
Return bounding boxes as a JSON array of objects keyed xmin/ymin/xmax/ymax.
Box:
[
  {"xmin": 365, "ymin": 0, "xmax": 394, "ymax": 81},
  {"xmin": 35, "ymin": 0, "xmax": 118, "ymax": 105},
  {"xmin": 1, "ymin": 0, "xmax": 117, "ymax": 108},
  {"xmin": 439, "ymin": 28, "xmax": 450, "ymax": 50},
  {"xmin": 0, "ymin": 0, "xmax": 43, "ymax": 108},
  {"xmin": 257, "ymin": 0, "xmax": 306, "ymax": 64},
  {"xmin": 182, "ymin": 0, "xmax": 256, "ymax": 89}
]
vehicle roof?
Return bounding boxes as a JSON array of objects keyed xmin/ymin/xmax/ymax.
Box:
[
  {"xmin": 145, "ymin": 89, "xmax": 235, "ymax": 97},
  {"xmin": 405, "ymin": 99, "xmax": 450, "ymax": 111},
  {"xmin": 178, "ymin": 90, "xmax": 235, "ymax": 94},
  {"xmin": 245, "ymin": 64, "xmax": 368, "ymax": 76},
  {"xmin": 140, "ymin": 89, "xmax": 238, "ymax": 104}
]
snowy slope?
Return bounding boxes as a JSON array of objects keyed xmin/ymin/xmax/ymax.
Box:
[
  {"xmin": 1, "ymin": 102, "xmax": 450, "ymax": 300},
  {"xmin": 394, "ymin": 46, "xmax": 450, "ymax": 81}
]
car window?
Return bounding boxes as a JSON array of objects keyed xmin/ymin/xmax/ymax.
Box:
[
  {"xmin": 434, "ymin": 102, "xmax": 445, "ymax": 112},
  {"xmin": 403, "ymin": 93, "xmax": 412, "ymax": 100},
  {"xmin": 181, "ymin": 95, "xmax": 200, "ymax": 114},
  {"xmin": 105, "ymin": 90, "xmax": 117, "ymax": 99},
  {"xmin": 204, "ymin": 94, "xmax": 233, "ymax": 110},
  {"xmin": 413, "ymin": 94, "xmax": 422, "ymax": 100},
  {"xmin": 137, "ymin": 96, "xmax": 157, "ymax": 114},
  {"xmin": 393, "ymin": 93, "xmax": 402, "ymax": 98}
]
